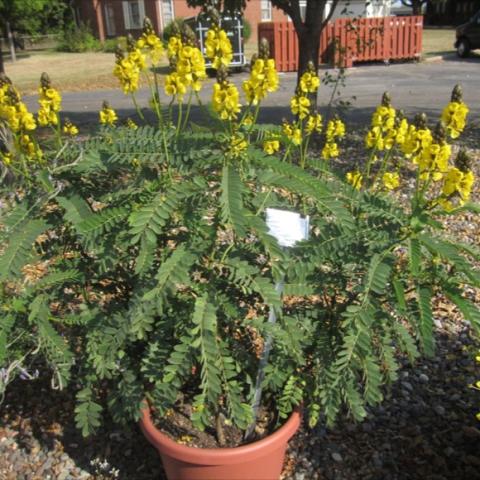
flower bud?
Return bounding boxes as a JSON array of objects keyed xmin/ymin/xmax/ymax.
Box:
[
  {"xmin": 381, "ymin": 91, "xmax": 391, "ymax": 107},
  {"xmin": 40, "ymin": 72, "xmax": 51, "ymax": 89},
  {"xmin": 414, "ymin": 112, "xmax": 428, "ymax": 129},
  {"xmin": 143, "ymin": 17, "xmax": 154, "ymax": 34},
  {"xmin": 259, "ymin": 38, "xmax": 270, "ymax": 60},
  {"xmin": 454, "ymin": 149, "xmax": 472, "ymax": 173},
  {"xmin": 216, "ymin": 64, "xmax": 228, "ymax": 83},
  {"xmin": 433, "ymin": 121, "xmax": 446, "ymax": 144},
  {"xmin": 451, "ymin": 84, "xmax": 463, "ymax": 103},
  {"xmin": 126, "ymin": 34, "xmax": 136, "ymax": 52}
]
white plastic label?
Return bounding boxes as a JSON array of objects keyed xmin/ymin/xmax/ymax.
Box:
[{"xmin": 265, "ymin": 208, "xmax": 309, "ymax": 248}]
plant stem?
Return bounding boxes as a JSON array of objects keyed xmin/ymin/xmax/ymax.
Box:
[
  {"xmin": 131, "ymin": 93, "xmax": 145, "ymax": 121},
  {"xmin": 245, "ymin": 278, "xmax": 284, "ymax": 441}
]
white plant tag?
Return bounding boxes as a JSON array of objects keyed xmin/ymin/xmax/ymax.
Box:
[{"xmin": 265, "ymin": 208, "xmax": 309, "ymax": 248}]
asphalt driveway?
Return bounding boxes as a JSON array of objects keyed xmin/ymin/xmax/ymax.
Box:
[{"xmin": 23, "ymin": 56, "xmax": 480, "ymax": 127}]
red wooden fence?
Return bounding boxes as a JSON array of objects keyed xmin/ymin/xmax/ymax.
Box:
[{"xmin": 258, "ymin": 16, "xmax": 423, "ymax": 71}]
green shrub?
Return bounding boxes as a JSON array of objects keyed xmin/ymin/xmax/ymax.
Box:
[
  {"xmin": 102, "ymin": 36, "xmax": 127, "ymax": 53},
  {"xmin": 243, "ymin": 18, "xmax": 252, "ymax": 42},
  {"xmin": 1, "ymin": 21, "xmax": 479, "ymax": 444},
  {"xmin": 57, "ymin": 22, "xmax": 101, "ymax": 53},
  {"xmin": 162, "ymin": 18, "xmax": 186, "ymax": 43}
]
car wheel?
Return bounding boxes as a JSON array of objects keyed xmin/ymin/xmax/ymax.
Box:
[{"xmin": 457, "ymin": 39, "xmax": 470, "ymax": 58}]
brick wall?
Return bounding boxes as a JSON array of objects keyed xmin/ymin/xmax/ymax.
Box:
[{"xmin": 77, "ymin": 0, "xmax": 290, "ymax": 43}]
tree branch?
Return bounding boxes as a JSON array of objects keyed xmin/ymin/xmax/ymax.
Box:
[{"xmin": 321, "ymin": 0, "xmax": 341, "ymax": 31}]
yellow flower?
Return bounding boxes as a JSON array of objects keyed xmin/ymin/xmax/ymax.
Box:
[
  {"xmin": 441, "ymin": 101, "xmax": 468, "ymax": 139},
  {"xmin": 63, "ymin": 120, "xmax": 78, "ymax": 136},
  {"xmin": 282, "ymin": 122, "xmax": 302, "ymax": 145},
  {"xmin": 0, "ymin": 151, "xmax": 12, "ymax": 165},
  {"xmin": 305, "ymin": 113, "xmax": 322, "ymax": 134},
  {"xmin": 99, "ymin": 102, "xmax": 118, "ymax": 125},
  {"xmin": 137, "ymin": 29, "xmax": 163, "ymax": 64},
  {"xmin": 419, "ymin": 142, "xmax": 451, "ymax": 181},
  {"xmin": 382, "ymin": 172, "xmax": 400, "ymax": 190},
  {"xmin": 164, "ymin": 72, "xmax": 188, "ymax": 100},
  {"xmin": 290, "ymin": 94, "xmax": 310, "ymax": 119},
  {"xmin": 37, "ymin": 73, "xmax": 62, "ymax": 127},
  {"xmin": 263, "ymin": 136, "xmax": 280, "ymax": 155},
  {"xmin": 322, "ymin": 142, "xmax": 339, "ymax": 159},
  {"xmin": 205, "ymin": 27, "xmax": 233, "ymax": 70},
  {"xmin": 346, "ymin": 171, "xmax": 363, "ymax": 190},
  {"xmin": 126, "ymin": 118, "xmax": 138, "ymax": 130},
  {"xmin": 242, "ymin": 58, "xmax": 279, "ymax": 105},
  {"xmin": 227, "ymin": 132, "xmax": 248, "ymax": 158},
  {"xmin": 19, "ymin": 133, "xmax": 42, "ymax": 161},
  {"xmin": 212, "ymin": 81, "xmax": 241, "ymax": 121},
  {"xmin": 441, "ymin": 167, "xmax": 474, "ymax": 205},
  {"xmin": 299, "ymin": 71, "xmax": 320, "ymax": 94},
  {"xmin": 113, "ymin": 54, "xmax": 141, "ymax": 95},
  {"xmin": 167, "ymin": 35, "xmax": 183, "ymax": 60},
  {"xmin": 243, "ymin": 113, "xmax": 254, "ymax": 126}
]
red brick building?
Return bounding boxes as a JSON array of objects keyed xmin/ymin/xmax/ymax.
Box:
[{"xmin": 74, "ymin": 0, "xmax": 290, "ymax": 43}]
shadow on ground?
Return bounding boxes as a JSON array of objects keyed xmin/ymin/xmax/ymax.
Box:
[{"xmin": 1, "ymin": 327, "xmax": 479, "ymax": 480}]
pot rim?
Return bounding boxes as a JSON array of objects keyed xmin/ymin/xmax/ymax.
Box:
[{"xmin": 139, "ymin": 401, "xmax": 301, "ymax": 465}]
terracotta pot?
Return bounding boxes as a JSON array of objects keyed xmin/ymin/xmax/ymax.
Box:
[{"xmin": 139, "ymin": 403, "xmax": 301, "ymax": 480}]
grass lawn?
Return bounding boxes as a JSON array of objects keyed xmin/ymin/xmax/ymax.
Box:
[
  {"xmin": 3, "ymin": 40, "xmax": 260, "ymax": 95},
  {"xmin": 4, "ymin": 50, "xmax": 130, "ymax": 94},
  {"xmin": 422, "ymin": 27, "xmax": 456, "ymax": 58}
]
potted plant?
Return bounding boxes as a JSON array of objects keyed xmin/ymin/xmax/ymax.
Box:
[{"xmin": 1, "ymin": 14, "xmax": 479, "ymax": 480}]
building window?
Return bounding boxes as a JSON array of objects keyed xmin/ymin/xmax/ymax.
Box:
[
  {"xmin": 105, "ymin": 3, "xmax": 116, "ymax": 36},
  {"xmin": 122, "ymin": 0, "xmax": 145, "ymax": 30},
  {"xmin": 162, "ymin": 0, "xmax": 174, "ymax": 27},
  {"xmin": 261, "ymin": 0, "xmax": 272, "ymax": 21}
]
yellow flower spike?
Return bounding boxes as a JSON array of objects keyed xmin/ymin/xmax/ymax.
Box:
[
  {"xmin": 136, "ymin": 18, "xmax": 164, "ymax": 65},
  {"xmin": 321, "ymin": 142, "xmax": 339, "ymax": 159},
  {"xmin": 37, "ymin": 73, "xmax": 61, "ymax": 127},
  {"xmin": 346, "ymin": 171, "xmax": 363, "ymax": 190},
  {"xmin": 282, "ymin": 121, "xmax": 302, "ymax": 146},
  {"xmin": 243, "ymin": 113, "xmax": 254, "ymax": 127},
  {"xmin": 305, "ymin": 113, "xmax": 323, "ymax": 134},
  {"xmin": 263, "ymin": 135, "xmax": 280, "ymax": 155},
  {"xmin": 63, "ymin": 120, "xmax": 79, "ymax": 136},
  {"xmin": 227, "ymin": 132, "xmax": 248, "ymax": 159},
  {"xmin": 212, "ymin": 81, "xmax": 241, "ymax": 121},
  {"xmin": 167, "ymin": 35, "xmax": 183, "ymax": 60},
  {"xmin": 0, "ymin": 152, "xmax": 12, "ymax": 165},
  {"xmin": 242, "ymin": 57, "xmax": 279, "ymax": 106},
  {"xmin": 299, "ymin": 71, "xmax": 320, "ymax": 94},
  {"xmin": 126, "ymin": 118, "xmax": 138, "ymax": 130},
  {"xmin": 382, "ymin": 172, "xmax": 400, "ymax": 190},
  {"xmin": 290, "ymin": 94, "xmax": 310, "ymax": 119},
  {"xmin": 205, "ymin": 27, "xmax": 233, "ymax": 70},
  {"xmin": 441, "ymin": 85, "xmax": 469, "ymax": 139},
  {"xmin": 99, "ymin": 101, "xmax": 118, "ymax": 126}
]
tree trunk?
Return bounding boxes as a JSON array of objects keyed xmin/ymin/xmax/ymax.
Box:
[
  {"xmin": 298, "ymin": 28, "xmax": 321, "ymax": 78},
  {"xmin": 6, "ymin": 22, "xmax": 16, "ymax": 63},
  {"xmin": 296, "ymin": 26, "xmax": 322, "ymax": 107},
  {"xmin": 412, "ymin": 0, "xmax": 423, "ymax": 15}
]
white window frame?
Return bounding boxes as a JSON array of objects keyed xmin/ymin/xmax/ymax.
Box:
[
  {"xmin": 161, "ymin": 0, "xmax": 175, "ymax": 28},
  {"xmin": 104, "ymin": 3, "xmax": 116, "ymax": 36},
  {"xmin": 261, "ymin": 0, "xmax": 272, "ymax": 22},
  {"xmin": 122, "ymin": 0, "xmax": 146, "ymax": 30}
]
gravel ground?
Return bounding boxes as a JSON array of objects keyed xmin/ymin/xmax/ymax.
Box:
[{"xmin": 1, "ymin": 123, "xmax": 480, "ymax": 480}]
